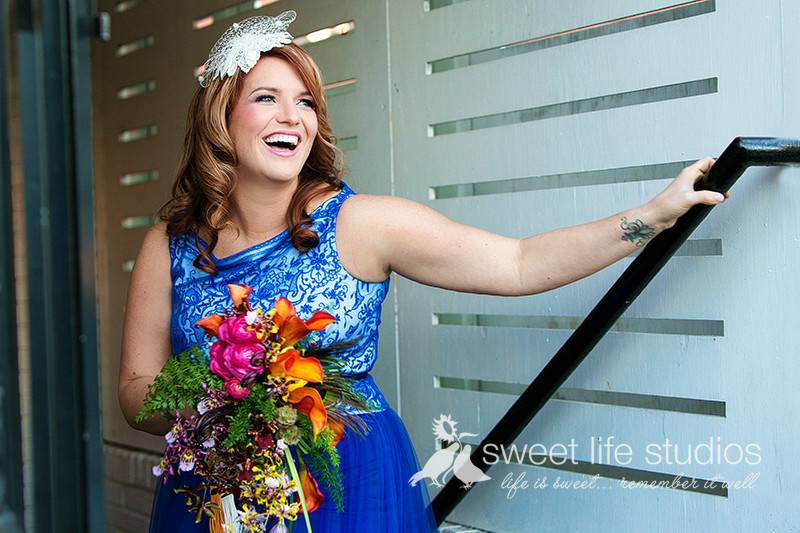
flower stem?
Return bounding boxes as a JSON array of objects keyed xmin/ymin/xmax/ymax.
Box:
[{"xmin": 285, "ymin": 447, "xmax": 313, "ymax": 532}]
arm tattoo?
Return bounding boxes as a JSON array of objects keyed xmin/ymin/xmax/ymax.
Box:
[{"xmin": 619, "ymin": 216, "xmax": 656, "ymax": 248}]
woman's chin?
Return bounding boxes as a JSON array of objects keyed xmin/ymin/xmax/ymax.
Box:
[{"xmin": 258, "ymin": 172, "xmax": 302, "ymax": 184}]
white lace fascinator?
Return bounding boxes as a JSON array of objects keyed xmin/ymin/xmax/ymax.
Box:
[{"xmin": 197, "ymin": 10, "xmax": 297, "ymax": 87}]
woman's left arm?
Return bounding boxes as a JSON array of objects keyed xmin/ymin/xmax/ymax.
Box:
[{"xmin": 348, "ymin": 157, "xmax": 727, "ymax": 297}]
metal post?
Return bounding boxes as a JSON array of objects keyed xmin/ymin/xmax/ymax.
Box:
[
  {"xmin": 67, "ymin": 0, "xmax": 105, "ymax": 530},
  {"xmin": 0, "ymin": 0, "xmax": 24, "ymax": 529}
]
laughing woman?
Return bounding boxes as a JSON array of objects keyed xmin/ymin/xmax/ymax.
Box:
[{"xmin": 117, "ymin": 10, "xmax": 728, "ymax": 533}]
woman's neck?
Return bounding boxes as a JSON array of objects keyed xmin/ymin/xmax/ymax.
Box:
[{"xmin": 228, "ymin": 176, "xmax": 298, "ymax": 242}]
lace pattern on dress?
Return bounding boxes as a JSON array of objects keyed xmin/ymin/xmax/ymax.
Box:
[{"xmin": 168, "ymin": 182, "xmax": 391, "ymax": 414}]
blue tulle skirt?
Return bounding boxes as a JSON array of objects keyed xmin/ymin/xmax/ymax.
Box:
[{"xmin": 149, "ymin": 407, "xmax": 438, "ymax": 532}]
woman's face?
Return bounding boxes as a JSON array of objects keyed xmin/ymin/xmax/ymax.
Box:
[{"xmin": 228, "ymin": 55, "xmax": 318, "ymax": 186}]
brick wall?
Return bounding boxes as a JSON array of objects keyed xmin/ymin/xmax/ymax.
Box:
[{"xmin": 103, "ymin": 445, "xmax": 161, "ymax": 532}]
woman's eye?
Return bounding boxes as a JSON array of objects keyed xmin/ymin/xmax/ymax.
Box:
[{"xmin": 255, "ymin": 95, "xmax": 314, "ymax": 109}]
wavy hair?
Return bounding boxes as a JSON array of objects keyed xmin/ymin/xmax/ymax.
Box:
[{"xmin": 159, "ymin": 43, "xmax": 345, "ymax": 275}]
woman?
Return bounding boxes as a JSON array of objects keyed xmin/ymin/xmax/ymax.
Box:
[{"xmin": 118, "ymin": 11, "xmax": 728, "ymax": 533}]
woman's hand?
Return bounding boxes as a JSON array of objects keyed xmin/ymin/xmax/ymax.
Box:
[{"xmin": 642, "ymin": 157, "xmax": 730, "ymax": 232}]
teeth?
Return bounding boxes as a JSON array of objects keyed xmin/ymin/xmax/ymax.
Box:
[{"xmin": 263, "ymin": 133, "xmax": 299, "ymax": 147}]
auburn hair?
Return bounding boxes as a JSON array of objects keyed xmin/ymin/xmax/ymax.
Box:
[{"xmin": 159, "ymin": 43, "xmax": 344, "ymax": 275}]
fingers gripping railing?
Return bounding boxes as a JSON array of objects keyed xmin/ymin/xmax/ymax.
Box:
[{"xmin": 432, "ymin": 137, "xmax": 800, "ymax": 524}]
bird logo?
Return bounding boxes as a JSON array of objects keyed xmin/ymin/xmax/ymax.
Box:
[
  {"xmin": 450, "ymin": 444, "xmax": 491, "ymax": 488},
  {"xmin": 408, "ymin": 441, "xmax": 460, "ymax": 487},
  {"xmin": 408, "ymin": 414, "xmax": 491, "ymax": 489}
]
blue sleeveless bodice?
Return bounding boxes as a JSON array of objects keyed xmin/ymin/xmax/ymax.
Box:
[{"xmin": 167, "ymin": 181, "xmax": 391, "ymax": 414}]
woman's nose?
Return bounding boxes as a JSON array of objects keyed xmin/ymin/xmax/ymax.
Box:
[{"xmin": 276, "ymin": 100, "xmax": 300, "ymax": 124}]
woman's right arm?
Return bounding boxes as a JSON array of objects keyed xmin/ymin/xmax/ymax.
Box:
[{"xmin": 118, "ymin": 220, "xmax": 175, "ymax": 435}]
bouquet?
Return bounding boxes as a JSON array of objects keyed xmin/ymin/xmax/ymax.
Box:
[{"xmin": 135, "ymin": 284, "xmax": 372, "ymax": 532}]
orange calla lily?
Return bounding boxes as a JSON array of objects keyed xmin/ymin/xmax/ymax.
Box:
[
  {"xmin": 288, "ymin": 387, "xmax": 327, "ymax": 438},
  {"xmin": 272, "ymin": 297, "xmax": 336, "ymax": 346},
  {"xmin": 328, "ymin": 418, "xmax": 344, "ymax": 447},
  {"xmin": 268, "ymin": 348, "xmax": 324, "ymax": 383},
  {"xmin": 304, "ymin": 310, "xmax": 338, "ymax": 331},
  {"xmin": 272, "ymin": 297, "xmax": 294, "ymax": 328},
  {"xmin": 195, "ymin": 314, "xmax": 224, "ymax": 337},
  {"xmin": 297, "ymin": 464, "xmax": 324, "ymax": 513},
  {"xmin": 227, "ymin": 284, "xmax": 252, "ymax": 310}
]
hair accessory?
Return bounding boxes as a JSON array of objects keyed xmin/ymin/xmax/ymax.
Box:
[{"xmin": 197, "ymin": 10, "xmax": 297, "ymax": 87}]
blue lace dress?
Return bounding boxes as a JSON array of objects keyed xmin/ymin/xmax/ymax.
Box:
[{"xmin": 149, "ymin": 181, "xmax": 438, "ymax": 532}]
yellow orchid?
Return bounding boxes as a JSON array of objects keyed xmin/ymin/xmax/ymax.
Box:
[{"xmin": 281, "ymin": 377, "xmax": 308, "ymax": 402}]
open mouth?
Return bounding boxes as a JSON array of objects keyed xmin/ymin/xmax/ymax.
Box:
[{"xmin": 263, "ymin": 133, "xmax": 300, "ymax": 155}]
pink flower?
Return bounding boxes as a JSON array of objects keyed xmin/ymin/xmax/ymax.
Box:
[
  {"xmin": 208, "ymin": 316, "xmax": 265, "ymax": 383},
  {"xmin": 218, "ymin": 315, "xmax": 259, "ymax": 344},
  {"xmin": 224, "ymin": 379, "xmax": 251, "ymax": 400}
]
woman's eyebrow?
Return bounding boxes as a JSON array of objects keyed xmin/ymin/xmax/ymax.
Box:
[{"xmin": 249, "ymin": 86, "xmax": 312, "ymax": 97}]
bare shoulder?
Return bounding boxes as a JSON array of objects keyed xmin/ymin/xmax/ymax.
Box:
[
  {"xmin": 339, "ymin": 192, "xmax": 454, "ymax": 240},
  {"xmin": 141, "ymin": 220, "xmax": 170, "ymax": 258},
  {"xmin": 336, "ymin": 192, "xmax": 521, "ymax": 295},
  {"xmin": 145, "ymin": 219, "xmax": 169, "ymax": 243},
  {"xmin": 335, "ymin": 193, "xmax": 445, "ymax": 281},
  {"xmin": 131, "ymin": 220, "xmax": 171, "ymax": 289},
  {"xmin": 334, "ymin": 193, "xmax": 408, "ymax": 283},
  {"xmin": 339, "ymin": 192, "xmax": 428, "ymax": 223},
  {"xmin": 306, "ymin": 183, "xmax": 346, "ymax": 213}
]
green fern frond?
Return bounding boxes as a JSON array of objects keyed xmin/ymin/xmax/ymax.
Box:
[{"xmin": 135, "ymin": 346, "xmax": 222, "ymax": 423}]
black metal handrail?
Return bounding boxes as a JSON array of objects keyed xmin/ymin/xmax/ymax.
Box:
[{"xmin": 432, "ymin": 137, "xmax": 800, "ymax": 524}]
